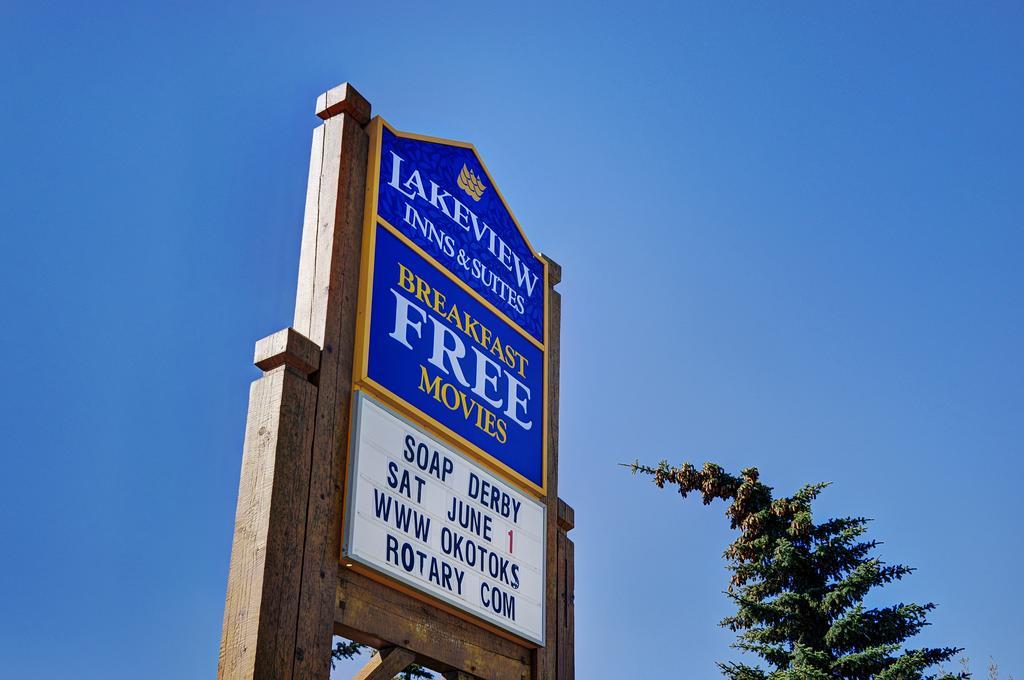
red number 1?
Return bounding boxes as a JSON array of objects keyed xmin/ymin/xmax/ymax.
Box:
[{"xmin": 507, "ymin": 529, "xmax": 514, "ymax": 554}]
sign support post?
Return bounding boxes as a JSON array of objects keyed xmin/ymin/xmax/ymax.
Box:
[{"xmin": 218, "ymin": 83, "xmax": 573, "ymax": 679}]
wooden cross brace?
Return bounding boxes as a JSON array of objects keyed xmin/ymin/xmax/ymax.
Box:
[{"xmin": 352, "ymin": 647, "xmax": 416, "ymax": 680}]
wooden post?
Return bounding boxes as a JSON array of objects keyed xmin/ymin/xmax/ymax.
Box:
[
  {"xmin": 218, "ymin": 328, "xmax": 321, "ymax": 679},
  {"xmin": 556, "ymin": 500, "xmax": 575, "ymax": 680},
  {"xmin": 219, "ymin": 82, "xmax": 371, "ymax": 680},
  {"xmin": 535, "ymin": 256, "xmax": 568, "ymax": 680},
  {"xmin": 289, "ymin": 82, "xmax": 372, "ymax": 680},
  {"xmin": 219, "ymin": 82, "xmax": 575, "ymax": 679}
]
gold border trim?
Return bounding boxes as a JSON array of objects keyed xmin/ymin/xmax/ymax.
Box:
[
  {"xmin": 350, "ymin": 117, "xmax": 549, "ymax": 498},
  {"xmin": 378, "ymin": 217, "xmax": 544, "ymax": 351},
  {"xmin": 379, "ymin": 118, "xmax": 545, "ymax": 262}
]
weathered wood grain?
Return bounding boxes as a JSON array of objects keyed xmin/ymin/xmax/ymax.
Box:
[
  {"xmin": 557, "ymin": 530, "xmax": 574, "ymax": 680},
  {"xmin": 254, "ymin": 327, "xmax": 321, "ymax": 375},
  {"xmin": 442, "ymin": 671, "xmax": 482, "ymax": 680},
  {"xmin": 556, "ymin": 498, "xmax": 575, "ymax": 678},
  {"xmin": 291, "ymin": 85, "xmax": 371, "ymax": 678},
  {"xmin": 218, "ymin": 333, "xmax": 320, "ymax": 680},
  {"xmin": 316, "ymin": 82, "xmax": 372, "ymax": 125},
  {"xmin": 556, "ymin": 499, "xmax": 574, "ymax": 533},
  {"xmin": 352, "ymin": 647, "xmax": 416, "ymax": 680},
  {"xmin": 538, "ymin": 256, "xmax": 564, "ymax": 680},
  {"xmin": 292, "ymin": 124, "xmax": 325, "ymax": 339},
  {"xmin": 336, "ymin": 568, "xmax": 531, "ymax": 680},
  {"xmin": 561, "ymin": 497, "xmax": 577, "ymax": 675}
]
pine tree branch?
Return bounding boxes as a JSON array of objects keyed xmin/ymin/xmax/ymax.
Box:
[{"xmin": 627, "ymin": 459, "xmax": 964, "ymax": 679}]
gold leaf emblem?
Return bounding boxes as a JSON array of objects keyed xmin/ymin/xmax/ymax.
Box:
[{"xmin": 457, "ymin": 164, "xmax": 487, "ymax": 201}]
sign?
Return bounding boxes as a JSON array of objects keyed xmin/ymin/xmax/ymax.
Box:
[
  {"xmin": 343, "ymin": 393, "xmax": 546, "ymax": 644},
  {"xmin": 220, "ymin": 84, "xmax": 572, "ymax": 680},
  {"xmin": 376, "ymin": 124, "xmax": 545, "ymax": 343},
  {"xmin": 354, "ymin": 118, "xmax": 548, "ymax": 494}
]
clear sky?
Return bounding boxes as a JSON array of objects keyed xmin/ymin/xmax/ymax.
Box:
[{"xmin": 2, "ymin": 2, "xmax": 1021, "ymax": 678}]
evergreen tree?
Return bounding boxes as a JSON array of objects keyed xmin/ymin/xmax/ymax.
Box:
[
  {"xmin": 331, "ymin": 639, "xmax": 433, "ymax": 679},
  {"xmin": 629, "ymin": 460, "xmax": 966, "ymax": 679}
]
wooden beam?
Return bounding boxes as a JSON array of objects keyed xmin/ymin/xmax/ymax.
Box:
[
  {"xmin": 557, "ymin": 498, "xmax": 575, "ymax": 677},
  {"xmin": 352, "ymin": 647, "xmax": 416, "ymax": 680},
  {"xmin": 537, "ymin": 255, "xmax": 564, "ymax": 680},
  {"xmin": 336, "ymin": 569, "xmax": 531, "ymax": 680},
  {"xmin": 292, "ymin": 123, "xmax": 325, "ymax": 338},
  {"xmin": 557, "ymin": 499, "xmax": 574, "ymax": 533},
  {"xmin": 557, "ymin": 531, "xmax": 575, "ymax": 680},
  {"xmin": 316, "ymin": 82, "xmax": 371, "ymax": 125},
  {"xmin": 254, "ymin": 327, "xmax": 320, "ymax": 375},
  {"xmin": 218, "ymin": 331, "xmax": 320, "ymax": 680},
  {"xmin": 290, "ymin": 84, "xmax": 372, "ymax": 678}
]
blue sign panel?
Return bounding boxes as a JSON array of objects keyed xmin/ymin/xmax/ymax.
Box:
[
  {"xmin": 354, "ymin": 119, "xmax": 549, "ymax": 495},
  {"xmin": 376, "ymin": 125, "xmax": 545, "ymax": 344},
  {"xmin": 362, "ymin": 224, "xmax": 545, "ymax": 489}
]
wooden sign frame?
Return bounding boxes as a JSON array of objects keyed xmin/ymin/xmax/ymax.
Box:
[{"xmin": 218, "ymin": 83, "xmax": 574, "ymax": 680}]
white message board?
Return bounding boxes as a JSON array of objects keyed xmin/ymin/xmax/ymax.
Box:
[{"xmin": 343, "ymin": 392, "xmax": 546, "ymax": 644}]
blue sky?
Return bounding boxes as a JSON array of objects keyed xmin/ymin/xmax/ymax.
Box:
[{"xmin": 2, "ymin": 2, "xmax": 1021, "ymax": 678}]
